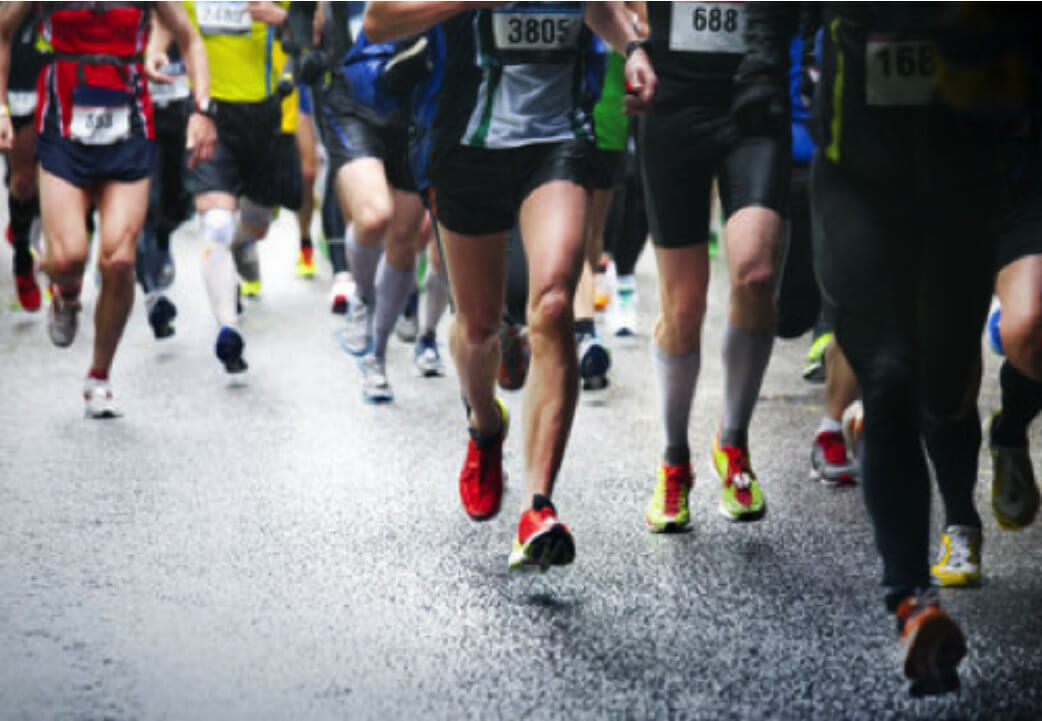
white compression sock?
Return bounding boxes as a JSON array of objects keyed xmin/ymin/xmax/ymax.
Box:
[{"xmin": 200, "ymin": 208, "xmax": 238, "ymax": 327}]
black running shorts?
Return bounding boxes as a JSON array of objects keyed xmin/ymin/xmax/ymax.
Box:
[
  {"xmin": 429, "ymin": 139, "xmax": 593, "ymax": 236},
  {"xmin": 640, "ymin": 106, "xmax": 790, "ymax": 248}
]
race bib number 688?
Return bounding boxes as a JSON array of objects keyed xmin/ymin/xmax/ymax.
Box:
[{"xmin": 669, "ymin": 2, "xmax": 746, "ymax": 55}]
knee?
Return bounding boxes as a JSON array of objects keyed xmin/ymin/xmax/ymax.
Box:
[
  {"xmin": 528, "ymin": 284, "xmax": 572, "ymax": 338},
  {"xmin": 47, "ymin": 249, "xmax": 87, "ymax": 278},
  {"xmin": 353, "ymin": 198, "xmax": 392, "ymax": 241},
  {"xmin": 98, "ymin": 249, "xmax": 135, "ymax": 280},
  {"xmin": 1002, "ymin": 308, "xmax": 1042, "ymax": 380},
  {"xmin": 201, "ymin": 208, "xmax": 236, "ymax": 247},
  {"xmin": 455, "ymin": 313, "xmax": 499, "ymax": 347},
  {"xmin": 731, "ymin": 259, "xmax": 777, "ymax": 302},
  {"xmin": 659, "ymin": 295, "xmax": 706, "ymax": 344},
  {"xmin": 9, "ymin": 170, "xmax": 35, "ymax": 201},
  {"xmin": 238, "ymin": 200, "xmax": 272, "ymax": 240},
  {"xmin": 859, "ymin": 355, "xmax": 916, "ymax": 423}
]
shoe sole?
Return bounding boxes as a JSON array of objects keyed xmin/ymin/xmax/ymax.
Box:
[
  {"xmin": 646, "ymin": 516, "xmax": 691, "ymax": 534},
  {"xmin": 336, "ymin": 328, "xmax": 373, "ymax": 357},
  {"xmin": 508, "ymin": 523, "xmax": 575, "ymax": 571},
  {"xmin": 904, "ymin": 614, "xmax": 967, "ymax": 697},
  {"xmin": 808, "ymin": 468, "xmax": 858, "ymax": 487},
  {"xmin": 415, "ymin": 363, "xmax": 444, "ymax": 378},
  {"xmin": 582, "ymin": 375, "xmax": 610, "ymax": 392},
  {"xmin": 930, "ymin": 572, "xmax": 982, "ymax": 589},
  {"xmin": 85, "ymin": 408, "xmax": 121, "ymax": 420},
  {"xmin": 579, "ymin": 344, "xmax": 611, "ymax": 379}
]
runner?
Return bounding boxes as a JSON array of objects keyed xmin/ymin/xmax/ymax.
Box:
[
  {"xmin": 184, "ymin": 0, "xmax": 287, "ymax": 374},
  {"xmin": 0, "ymin": 1, "xmax": 215, "ymax": 416},
  {"xmin": 641, "ymin": 1, "xmax": 790, "ymax": 532},
  {"xmin": 366, "ymin": 1, "xmax": 655, "ymax": 569},
  {"xmin": 737, "ymin": 2, "xmax": 1031, "ymax": 696}
]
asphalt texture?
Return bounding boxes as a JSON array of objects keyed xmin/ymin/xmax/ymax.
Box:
[{"xmin": 2, "ymin": 213, "xmax": 1042, "ymax": 721}]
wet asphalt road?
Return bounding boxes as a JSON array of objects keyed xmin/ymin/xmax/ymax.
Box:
[{"xmin": 2, "ymin": 213, "xmax": 1042, "ymax": 721}]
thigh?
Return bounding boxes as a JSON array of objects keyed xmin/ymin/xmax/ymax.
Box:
[
  {"xmin": 38, "ymin": 166, "xmax": 93, "ymax": 259},
  {"xmin": 439, "ymin": 224, "xmax": 507, "ymax": 330},
  {"xmin": 335, "ymin": 156, "xmax": 393, "ymax": 226},
  {"xmin": 519, "ymin": 179, "xmax": 588, "ymax": 303},
  {"xmin": 96, "ymin": 177, "xmax": 151, "ymax": 261},
  {"xmin": 718, "ymin": 119, "xmax": 791, "ymax": 219},
  {"xmin": 640, "ymin": 110, "xmax": 715, "ymax": 248}
]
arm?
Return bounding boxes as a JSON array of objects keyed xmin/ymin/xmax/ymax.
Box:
[
  {"xmin": 583, "ymin": 1, "xmax": 656, "ymax": 113},
  {"xmin": 153, "ymin": 1, "xmax": 217, "ymax": 168},
  {"xmin": 0, "ymin": 2, "xmax": 34, "ymax": 150},
  {"xmin": 364, "ymin": 2, "xmax": 469, "ymax": 44},
  {"xmin": 248, "ymin": 1, "xmax": 288, "ymax": 28},
  {"xmin": 145, "ymin": 8, "xmax": 175, "ymax": 83}
]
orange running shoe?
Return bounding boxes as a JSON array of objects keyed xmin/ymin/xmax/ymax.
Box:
[{"xmin": 459, "ymin": 399, "xmax": 509, "ymax": 521}]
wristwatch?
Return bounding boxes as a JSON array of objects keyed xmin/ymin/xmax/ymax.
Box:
[
  {"xmin": 193, "ymin": 96, "xmax": 217, "ymax": 120},
  {"xmin": 625, "ymin": 39, "xmax": 648, "ymax": 59}
]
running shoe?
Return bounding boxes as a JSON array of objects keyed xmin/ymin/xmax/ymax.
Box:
[
  {"xmin": 645, "ymin": 462, "xmax": 694, "ymax": 532},
  {"xmin": 989, "ymin": 410, "xmax": 1039, "ymax": 530},
  {"xmin": 414, "ymin": 332, "xmax": 444, "ymax": 377},
  {"xmin": 986, "ymin": 300, "xmax": 1003, "ymax": 356},
  {"xmin": 508, "ymin": 496, "xmax": 576, "ymax": 571},
  {"xmin": 896, "ymin": 589, "xmax": 966, "ymax": 697},
  {"xmin": 395, "ymin": 290, "xmax": 419, "ymax": 343},
  {"xmin": 83, "ymin": 377, "xmax": 120, "ymax": 419},
  {"xmin": 14, "ymin": 267, "xmax": 41, "ymax": 311},
  {"xmin": 341, "ymin": 294, "xmax": 373, "ymax": 356},
  {"xmin": 146, "ymin": 293, "xmax": 177, "ymax": 340},
  {"xmin": 803, "ymin": 331, "xmax": 832, "ymax": 383},
  {"xmin": 578, "ymin": 331, "xmax": 611, "ymax": 391},
  {"xmin": 360, "ymin": 353, "xmax": 393, "ymax": 403},
  {"xmin": 47, "ymin": 286, "xmax": 81, "ymax": 348},
  {"xmin": 712, "ymin": 436, "xmax": 766, "ymax": 521},
  {"xmin": 239, "ymin": 279, "xmax": 262, "ymax": 298},
  {"xmin": 295, "ymin": 246, "xmax": 316, "ymax": 278},
  {"xmin": 809, "ymin": 430, "xmax": 858, "ymax": 486},
  {"xmin": 330, "ymin": 272, "xmax": 355, "ymax": 315},
  {"xmin": 215, "ymin": 326, "xmax": 248, "ymax": 374},
  {"xmin": 459, "ymin": 398, "xmax": 509, "ymax": 521},
  {"xmin": 607, "ymin": 277, "xmax": 638, "ymax": 337},
  {"xmin": 931, "ymin": 525, "xmax": 982, "ymax": 588},
  {"xmin": 498, "ymin": 321, "xmax": 530, "ymax": 391},
  {"xmin": 842, "ymin": 400, "xmax": 864, "ymax": 460}
]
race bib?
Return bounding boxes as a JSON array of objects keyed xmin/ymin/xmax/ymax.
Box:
[
  {"xmin": 149, "ymin": 63, "xmax": 191, "ymax": 106},
  {"xmin": 8, "ymin": 90, "xmax": 36, "ymax": 118},
  {"xmin": 197, "ymin": 2, "xmax": 252, "ymax": 36},
  {"xmin": 865, "ymin": 37, "xmax": 937, "ymax": 107},
  {"xmin": 669, "ymin": 2, "xmax": 746, "ymax": 54},
  {"xmin": 492, "ymin": 10, "xmax": 583, "ymax": 52},
  {"xmin": 69, "ymin": 87, "xmax": 130, "ymax": 145}
]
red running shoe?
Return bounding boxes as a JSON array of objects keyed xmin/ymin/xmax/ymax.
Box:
[
  {"xmin": 15, "ymin": 269, "xmax": 41, "ymax": 311},
  {"xmin": 459, "ymin": 398, "xmax": 509, "ymax": 521},
  {"xmin": 508, "ymin": 496, "xmax": 576, "ymax": 571}
]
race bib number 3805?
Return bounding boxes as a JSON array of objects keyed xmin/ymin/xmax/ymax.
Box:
[
  {"xmin": 669, "ymin": 2, "xmax": 746, "ymax": 54},
  {"xmin": 865, "ymin": 37, "xmax": 937, "ymax": 107},
  {"xmin": 492, "ymin": 10, "xmax": 583, "ymax": 52},
  {"xmin": 197, "ymin": 1, "xmax": 252, "ymax": 36}
]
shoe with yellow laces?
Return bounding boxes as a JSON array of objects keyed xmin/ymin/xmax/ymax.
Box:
[{"xmin": 930, "ymin": 525, "xmax": 982, "ymax": 588}]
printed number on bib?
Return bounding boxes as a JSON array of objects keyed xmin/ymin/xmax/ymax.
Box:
[
  {"xmin": 197, "ymin": 2, "xmax": 252, "ymax": 36},
  {"xmin": 70, "ymin": 87, "xmax": 130, "ymax": 145},
  {"xmin": 492, "ymin": 11, "xmax": 583, "ymax": 52},
  {"xmin": 669, "ymin": 2, "xmax": 746, "ymax": 54},
  {"xmin": 8, "ymin": 90, "xmax": 36, "ymax": 118},
  {"xmin": 866, "ymin": 38, "xmax": 936, "ymax": 107}
]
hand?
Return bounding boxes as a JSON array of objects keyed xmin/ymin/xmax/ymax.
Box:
[
  {"xmin": 623, "ymin": 47, "xmax": 656, "ymax": 115},
  {"xmin": 0, "ymin": 115, "xmax": 13, "ymax": 152},
  {"xmin": 185, "ymin": 112, "xmax": 217, "ymax": 169},
  {"xmin": 248, "ymin": 1, "xmax": 287, "ymax": 27},
  {"xmin": 145, "ymin": 50, "xmax": 174, "ymax": 84}
]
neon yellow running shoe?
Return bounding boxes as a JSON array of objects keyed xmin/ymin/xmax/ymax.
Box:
[
  {"xmin": 645, "ymin": 463, "xmax": 693, "ymax": 532},
  {"xmin": 803, "ymin": 331, "xmax": 833, "ymax": 383},
  {"xmin": 295, "ymin": 247, "xmax": 316, "ymax": 278},
  {"xmin": 240, "ymin": 279, "xmax": 262, "ymax": 298},
  {"xmin": 712, "ymin": 436, "xmax": 765, "ymax": 522},
  {"xmin": 931, "ymin": 525, "xmax": 982, "ymax": 588}
]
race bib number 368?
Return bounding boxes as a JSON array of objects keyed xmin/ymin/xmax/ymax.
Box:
[
  {"xmin": 197, "ymin": 1, "xmax": 252, "ymax": 36},
  {"xmin": 492, "ymin": 11, "xmax": 583, "ymax": 51},
  {"xmin": 865, "ymin": 37, "xmax": 936, "ymax": 107},
  {"xmin": 70, "ymin": 105, "xmax": 131, "ymax": 145},
  {"xmin": 669, "ymin": 2, "xmax": 746, "ymax": 54}
]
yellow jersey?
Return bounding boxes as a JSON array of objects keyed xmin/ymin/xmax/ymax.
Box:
[{"xmin": 185, "ymin": 1, "xmax": 276, "ymax": 103}]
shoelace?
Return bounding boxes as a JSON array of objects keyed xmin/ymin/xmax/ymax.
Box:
[
  {"xmin": 818, "ymin": 432, "xmax": 850, "ymax": 465},
  {"xmin": 946, "ymin": 534, "xmax": 973, "ymax": 567},
  {"xmin": 724, "ymin": 448, "xmax": 753, "ymax": 490}
]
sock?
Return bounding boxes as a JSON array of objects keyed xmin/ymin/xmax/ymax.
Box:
[
  {"xmin": 9, "ymin": 194, "xmax": 37, "ymax": 274},
  {"xmin": 575, "ymin": 318, "xmax": 595, "ymax": 337},
  {"xmin": 421, "ymin": 263, "xmax": 450, "ymax": 336},
  {"xmin": 372, "ymin": 257, "xmax": 416, "ymax": 359},
  {"xmin": 201, "ymin": 209, "xmax": 239, "ymax": 327},
  {"xmin": 653, "ymin": 340, "xmax": 701, "ymax": 466},
  {"xmin": 327, "ymin": 236, "xmax": 348, "ymax": 274},
  {"xmin": 817, "ymin": 417, "xmax": 842, "ymax": 435},
  {"xmin": 88, "ymin": 367, "xmax": 108, "ymax": 381},
  {"xmin": 346, "ymin": 226, "xmax": 382, "ymax": 304},
  {"xmin": 532, "ymin": 494, "xmax": 555, "ymax": 513},
  {"xmin": 232, "ymin": 225, "xmax": 261, "ymax": 282},
  {"xmin": 993, "ymin": 360, "xmax": 1042, "ymax": 447},
  {"xmin": 300, "ymin": 236, "xmax": 313, "ymax": 251},
  {"xmin": 720, "ymin": 322, "xmax": 774, "ymax": 448},
  {"xmin": 924, "ymin": 411, "xmax": 983, "ymax": 530}
]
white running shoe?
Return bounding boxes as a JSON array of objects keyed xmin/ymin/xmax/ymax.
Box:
[
  {"xmin": 83, "ymin": 377, "xmax": 120, "ymax": 419},
  {"xmin": 360, "ymin": 353, "xmax": 393, "ymax": 403},
  {"xmin": 330, "ymin": 272, "xmax": 355, "ymax": 315},
  {"xmin": 342, "ymin": 293, "xmax": 373, "ymax": 355},
  {"xmin": 607, "ymin": 277, "xmax": 638, "ymax": 337},
  {"xmin": 48, "ymin": 286, "xmax": 81, "ymax": 348}
]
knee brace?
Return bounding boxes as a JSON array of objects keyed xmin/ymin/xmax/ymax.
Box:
[{"xmin": 201, "ymin": 208, "xmax": 236, "ymax": 247}]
